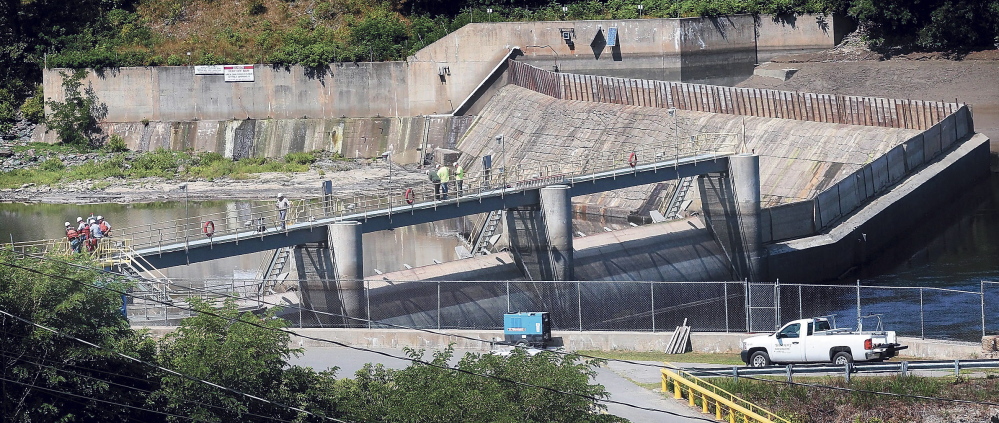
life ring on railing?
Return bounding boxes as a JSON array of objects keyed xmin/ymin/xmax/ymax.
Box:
[
  {"xmin": 202, "ymin": 220, "xmax": 215, "ymax": 238},
  {"xmin": 628, "ymin": 152, "xmax": 638, "ymax": 168},
  {"xmin": 404, "ymin": 188, "xmax": 415, "ymax": 205}
]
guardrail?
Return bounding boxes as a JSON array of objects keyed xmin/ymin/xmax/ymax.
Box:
[
  {"xmin": 683, "ymin": 359, "xmax": 999, "ymax": 383},
  {"xmin": 661, "ymin": 366, "xmax": 790, "ymax": 423}
]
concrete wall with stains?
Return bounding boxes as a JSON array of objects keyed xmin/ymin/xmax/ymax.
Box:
[{"xmin": 42, "ymin": 14, "xmax": 840, "ymax": 123}]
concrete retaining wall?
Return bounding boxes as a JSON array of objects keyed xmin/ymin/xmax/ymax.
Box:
[
  {"xmin": 136, "ymin": 326, "xmax": 983, "ymax": 359},
  {"xmin": 767, "ymin": 133, "xmax": 991, "ymax": 283},
  {"xmin": 760, "ymin": 107, "xmax": 975, "ymax": 242},
  {"xmin": 44, "ymin": 15, "xmax": 841, "ymax": 123},
  {"xmin": 32, "ymin": 116, "xmax": 474, "ymax": 161},
  {"xmin": 509, "ymin": 60, "xmax": 964, "ymax": 130}
]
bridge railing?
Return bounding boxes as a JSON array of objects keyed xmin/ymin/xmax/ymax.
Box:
[{"xmin": 23, "ymin": 136, "xmax": 736, "ymax": 252}]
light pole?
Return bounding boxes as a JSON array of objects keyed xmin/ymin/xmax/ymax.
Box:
[
  {"xmin": 179, "ymin": 183, "xmax": 189, "ymax": 250},
  {"xmin": 496, "ymin": 134, "xmax": 505, "ymax": 189},
  {"xmin": 486, "ymin": 8, "xmax": 492, "ymax": 21},
  {"xmin": 638, "ymin": 4, "xmax": 644, "ymax": 18},
  {"xmin": 562, "ymin": 5, "xmax": 568, "ymax": 20}
]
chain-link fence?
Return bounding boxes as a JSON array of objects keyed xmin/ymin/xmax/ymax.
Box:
[{"xmin": 131, "ymin": 279, "xmax": 995, "ymax": 342}]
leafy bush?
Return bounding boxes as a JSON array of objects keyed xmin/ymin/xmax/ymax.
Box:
[
  {"xmin": 131, "ymin": 149, "xmax": 179, "ymax": 177},
  {"xmin": 19, "ymin": 84, "xmax": 45, "ymax": 124},
  {"xmin": 40, "ymin": 158, "xmax": 66, "ymax": 171},
  {"xmin": 194, "ymin": 151, "xmax": 226, "ymax": 165},
  {"xmin": 284, "ymin": 151, "xmax": 316, "ymax": 165},
  {"xmin": 105, "ymin": 134, "xmax": 128, "ymax": 152},
  {"xmin": 239, "ymin": 156, "xmax": 267, "ymax": 165}
]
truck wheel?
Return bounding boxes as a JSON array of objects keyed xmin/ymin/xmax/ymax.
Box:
[
  {"xmin": 749, "ymin": 351, "xmax": 771, "ymax": 368},
  {"xmin": 833, "ymin": 352, "xmax": 853, "ymax": 365}
]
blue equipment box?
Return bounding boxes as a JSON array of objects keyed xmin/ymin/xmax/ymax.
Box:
[{"xmin": 503, "ymin": 312, "xmax": 551, "ymax": 347}]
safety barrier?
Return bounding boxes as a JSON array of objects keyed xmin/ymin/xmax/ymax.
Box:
[
  {"xmin": 661, "ymin": 366, "xmax": 790, "ymax": 423},
  {"xmin": 17, "ymin": 134, "xmax": 737, "ymax": 253}
]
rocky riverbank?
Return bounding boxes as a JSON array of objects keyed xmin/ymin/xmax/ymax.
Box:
[{"xmin": 1, "ymin": 137, "xmax": 429, "ymax": 205}]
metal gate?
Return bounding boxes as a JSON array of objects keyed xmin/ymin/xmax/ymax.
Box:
[{"xmin": 746, "ymin": 282, "xmax": 777, "ymax": 332}]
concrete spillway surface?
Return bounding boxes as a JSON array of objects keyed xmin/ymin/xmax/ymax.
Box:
[{"xmin": 458, "ymin": 85, "xmax": 921, "ymax": 215}]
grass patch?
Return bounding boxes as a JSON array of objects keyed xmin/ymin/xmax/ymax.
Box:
[
  {"xmin": 699, "ymin": 374, "xmax": 999, "ymax": 423},
  {"xmin": 10, "ymin": 142, "xmax": 89, "ymax": 155},
  {"xmin": 0, "ymin": 149, "xmax": 322, "ymax": 188},
  {"xmin": 577, "ymin": 350, "xmax": 744, "ymax": 365}
]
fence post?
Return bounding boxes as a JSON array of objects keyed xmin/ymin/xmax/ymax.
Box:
[
  {"xmin": 367, "ymin": 279, "xmax": 371, "ymax": 329},
  {"xmin": 798, "ymin": 284, "xmax": 803, "ymax": 319},
  {"xmin": 982, "ymin": 281, "xmax": 987, "ymax": 339},
  {"xmin": 724, "ymin": 282, "xmax": 729, "ymax": 333},
  {"xmin": 651, "ymin": 282, "xmax": 655, "ymax": 333},
  {"xmin": 745, "ymin": 279, "xmax": 750, "ymax": 332},
  {"xmin": 299, "ymin": 279, "xmax": 302, "ymax": 329},
  {"xmin": 920, "ymin": 288, "xmax": 925, "ymax": 340},
  {"xmin": 506, "ymin": 281, "xmax": 510, "ymax": 313},
  {"xmin": 437, "ymin": 281, "xmax": 441, "ymax": 330},
  {"xmin": 775, "ymin": 279, "xmax": 780, "ymax": 327},
  {"xmin": 856, "ymin": 279, "xmax": 862, "ymax": 329},
  {"xmin": 577, "ymin": 281, "xmax": 582, "ymax": 332}
]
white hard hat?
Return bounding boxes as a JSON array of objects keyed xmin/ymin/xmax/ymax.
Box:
[
  {"xmin": 277, "ymin": 193, "xmax": 284, "ymax": 198},
  {"xmin": 453, "ymin": 162, "xmax": 458, "ymax": 166},
  {"xmin": 77, "ymin": 217, "xmax": 83, "ymax": 222},
  {"xmin": 97, "ymin": 215, "xmax": 103, "ymax": 220},
  {"xmin": 65, "ymin": 222, "xmax": 71, "ymax": 227}
]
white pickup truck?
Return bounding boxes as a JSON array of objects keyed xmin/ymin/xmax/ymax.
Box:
[{"xmin": 740, "ymin": 316, "xmax": 907, "ymax": 367}]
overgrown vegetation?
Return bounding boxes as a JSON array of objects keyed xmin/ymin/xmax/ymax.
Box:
[
  {"xmin": 2, "ymin": 0, "xmax": 998, "ymax": 140},
  {"xmin": 695, "ymin": 374, "xmax": 999, "ymax": 422},
  {"xmin": 0, "ymin": 250, "xmax": 621, "ymax": 422},
  {"xmin": 0, "ymin": 148, "xmax": 317, "ymax": 189}
]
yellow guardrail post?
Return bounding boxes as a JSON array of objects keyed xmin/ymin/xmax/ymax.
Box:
[{"xmin": 661, "ymin": 365, "xmax": 790, "ymax": 423}]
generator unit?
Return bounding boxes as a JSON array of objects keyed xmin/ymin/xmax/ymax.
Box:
[{"xmin": 503, "ymin": 312, "xmax": 551, "ymax": 347}]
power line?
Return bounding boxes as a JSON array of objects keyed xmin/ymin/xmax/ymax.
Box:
[
  {"xmin": 0, "ymin": 349, "xmax": 297, "ymax": 423},
  {"xmin": 15, "ymin": 252, "xmax": 999, "ymax": 409},
  {"xmin": 0, "ymin": 375, "xmax": 198, "ymax": 421},
  {"xmin": 0, "ymin": 258, "xmax": 718, "ymax": 422},
  {"xmin": 0, "ymin": 300, "xmax": 349, "ymax": 422}
]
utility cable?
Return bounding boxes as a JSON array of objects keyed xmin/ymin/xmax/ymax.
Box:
[
  {"xmin": 0, "ymin": 259, "xmax": 718, "ymax": 422},
  {"xmin": 0, "ymin": 349, "xmax": 296, "ymax": 423},
  {"xmin": 16, "ymin": 251, "xmax": 999, "ymax": 408},
  {"xmin": 0, "ymin": 375, "xmax": 197, "ymax": 421},
  {"xmin": 0, "ymin": 297, "xmax": 349, "ymax": 422}
]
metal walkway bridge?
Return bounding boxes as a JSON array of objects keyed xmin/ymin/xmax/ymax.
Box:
[{"xmin": 13, "ymin": 138, "xmax": 736, "ymax": 270}]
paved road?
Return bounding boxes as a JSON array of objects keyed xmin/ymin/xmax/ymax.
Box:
[{"xmin": 291, "ymin": 347, "xmax": 713, "ymax": 423}]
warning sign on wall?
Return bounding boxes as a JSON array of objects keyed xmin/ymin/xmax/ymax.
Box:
[
  {"xmin": 223, "ymin": 65, "xmax": 254, "ymax": 82},
  {"xmin": 194, "ymin": 65, "xmax": 224, "ymax": 75}
]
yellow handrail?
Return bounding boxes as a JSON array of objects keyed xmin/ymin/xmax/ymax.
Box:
[{"xmin": 661, "ymin": 365, "xmax": 790, "ymax": 423}]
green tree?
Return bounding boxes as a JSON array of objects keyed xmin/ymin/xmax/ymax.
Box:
[
  {"xmin": 152, "ymin": 298, "xmax": 336, "ymax": 422},
  {"xmin": 45, "ymin": 69, "xmax": 107, "ymax": 147},
  {"xmin": 334, "ymin": 346, "xmax": 625, "ymax": 422},
  {"xmin": 0, "ymin": 250, "xmax": 159, "ymax": 422}
]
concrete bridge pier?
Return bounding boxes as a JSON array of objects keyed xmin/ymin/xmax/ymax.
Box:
[
  {"xmin": 698, "ymin": 154, "xmax": 765, "ymax": 281},
  {"xmin": 506, "ymin": 185, "xmax": 574, "ymax": 280},
  {"xmin": 328, "ymin": 221, "xmax": 366, "ymax": 327}
]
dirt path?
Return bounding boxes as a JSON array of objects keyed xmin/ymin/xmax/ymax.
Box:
[{"xmin": 739, "ymin": 52, "xmax": 999, "ymax": 155}]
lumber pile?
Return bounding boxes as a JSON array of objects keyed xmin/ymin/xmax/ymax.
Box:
[{"xmin": 665, "ymin": 318, "xmax": 691, "ymax": 354}]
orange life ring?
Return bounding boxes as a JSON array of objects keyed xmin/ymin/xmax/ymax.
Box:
[
  {"xmin": 404, "ymin": 188, "xmax": 415, "ymax": 205},
  {"xmin": 202, "ymin": 220, "xmax": 215, "ymax": 237},
  {"xmin": 628, "ymin": 152, "xmax": 638, "ymax": 168}
]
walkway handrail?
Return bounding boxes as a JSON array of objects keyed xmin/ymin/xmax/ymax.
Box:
[
  {"xmin": 661, "ymin": 365, "xmax": 790, "ymax": 423},
  {"xmin": 18, "ymin": 134, "xmax": 738, "ymax": 250}
]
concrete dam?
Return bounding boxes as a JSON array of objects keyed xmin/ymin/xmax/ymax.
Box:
[{"xmin": 35, "ymin": 15, "xmax": 991, "ymax": 328}]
